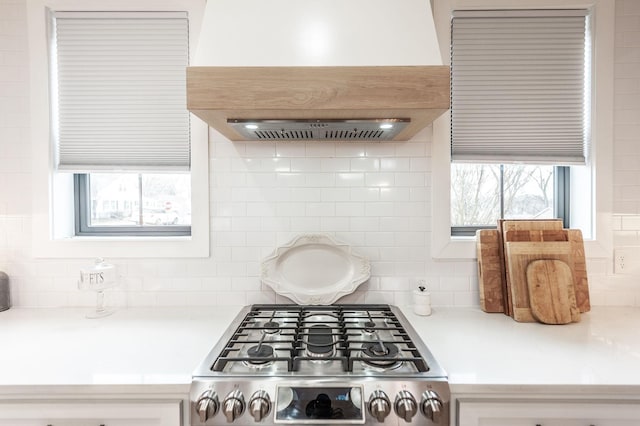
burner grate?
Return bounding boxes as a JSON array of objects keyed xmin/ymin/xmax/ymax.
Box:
[{"xmin": 210, "ymin": 304, "xmax": 430, "ymax": 373}]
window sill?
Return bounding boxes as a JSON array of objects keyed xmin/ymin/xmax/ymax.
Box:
[
  {"xmin": 31, "ymin": 222, "xmax": 211, "ymax": 258},
  {"xmin": 32, "ymin": 233, "xmax": 209, "ymax": 258}
]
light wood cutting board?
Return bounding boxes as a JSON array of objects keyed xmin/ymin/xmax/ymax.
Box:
[
  {"xmin": 500, "ymin": 220, "xmax": 564, "ymax": 317},
  {"xmin": 527, "ymin": 259, "xmax": 579, "ymax": 324},
  {"xmin": 504, "ymin": 240, "xmax": 574, "ymax": 323},
  {"xmin": 476, "ymin": 229, "xmax": 505, "ymax": 313}
]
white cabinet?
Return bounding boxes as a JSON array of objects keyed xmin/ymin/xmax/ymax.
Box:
[
  {"xmin": 458, "ymin": 399, "xmax": 640, "ymax": 426},
  {"xmin": 0, "ymin": 401, "xmax": 181, "ymax": 426}
]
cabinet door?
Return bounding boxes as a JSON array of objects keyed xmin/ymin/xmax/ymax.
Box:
[
  {"xmin": 477, "ymin": 419, "xmax": 636, "ymax": 426},
  {"xmin": 458, "ymin": 399, "xmax": 640, "ymax": 426},
  {"xmin": 0, "ymin": 401, "xmax": 181, "ymax": 426}
]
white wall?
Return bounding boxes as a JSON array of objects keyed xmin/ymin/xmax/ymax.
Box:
[{"xmin": 0, "ymin": 0, "xmax": 638, "ymax": 308}]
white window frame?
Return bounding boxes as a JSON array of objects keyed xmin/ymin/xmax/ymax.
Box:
[
  {"xmin": 431, "ymin": 0, "xmax": 614, "ymax": 260},
  {"xmin": 28, "ymin": 0, "xmax": 209, "ymax": 258}
]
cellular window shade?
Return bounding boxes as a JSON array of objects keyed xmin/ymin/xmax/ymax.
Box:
[
  {"xmin": 450, "ymin": 10, "xmax": 590, "ymax": 165},
  {"xmin": 54, "ymin": 12, "xmax": 190, "ymax": 172}
]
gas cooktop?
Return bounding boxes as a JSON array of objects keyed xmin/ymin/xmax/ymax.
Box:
[{"xmin": 191, "ymin": 304, "xmax": 449, "ymax": 425}]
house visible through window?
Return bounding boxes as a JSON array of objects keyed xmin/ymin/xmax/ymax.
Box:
[
  {"xmin": 449, "ymin": 9, "xmax": 590, "ymax": 236},
  {"xmin": 51, "ymin": 11, "xmax": 192, "ymax": 236}
]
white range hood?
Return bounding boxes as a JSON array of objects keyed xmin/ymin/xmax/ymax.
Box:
[{"xmin": 187, "ymin": 0, "xmax": 450, "ymax": 141}]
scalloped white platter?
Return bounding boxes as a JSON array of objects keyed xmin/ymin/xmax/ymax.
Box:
[{"xmin": 261, "ymin": 234, "xmax": 371, "ymax": 305}]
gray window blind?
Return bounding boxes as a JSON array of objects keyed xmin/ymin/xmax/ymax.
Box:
[
  {"xmin": 451, "ymin": 9, "xmax": 590, "ymax": 165},
  {"xmin": 53, "ymin": 12, "xmax": 190, "ymax": 172}
]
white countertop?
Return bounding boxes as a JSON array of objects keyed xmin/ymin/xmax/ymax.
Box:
[
  {"xmin": 402, "ymin": 306, "xmax": 640, "ymax": 394},
  {"xmin": 1, "ymin": 305, "xmax": 639, "ymax": 395}
]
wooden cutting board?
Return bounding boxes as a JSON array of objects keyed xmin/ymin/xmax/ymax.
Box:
[
  {"xmin": 504, "ymin": 229, "xmax": 568, "ymax": 242},
  {"xmin": 500, "ymin": 220, "xmax": 564, "ymax": 317},
  {"xmin": 476, "ymin": 229, "xmax": 505, "ymax": 313},
  {"xmin": 504, "ymin": 240, "xmax": 573, "ymax": 323},
  {"xmin": 567, "ymin": 229, "xmax": 591, "ymax": 313},
  {"xmin": 527, "ymin": 259, "xmax": 579, "ymax": 324}
]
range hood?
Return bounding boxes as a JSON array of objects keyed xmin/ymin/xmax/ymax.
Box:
[{"xmin": 187, "ymin": 0, "xmax": 450, "ymax": 142}]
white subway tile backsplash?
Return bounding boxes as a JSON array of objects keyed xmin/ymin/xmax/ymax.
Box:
[
  {"xmin": 291, "ymin": 158, "xmax": 322, "ymax": 172},
  {"xmin": 335, "ymin": 202, "xmax": 365, "ymax": 217},
  {"xmin": 246, "ymin": 290, "xmax": 277, "ymax": 305},
  {"xmin": 379, "ymin": 187, "xmax": 410, "ymax": 202},
  {"xmin": 321, "ymin": 158, "xmax": 350, "ymax": 172},
  {"xmin": 276, "ymin": 142, "xmax": 306, "ymax": 157},
  {"xmin": 245, "ymin": 142, "xmax": 276, "ymax": 157},
  {"xmin": 231, "ymin": 277, "xmax": 260, "ymax": 291},
  {"xmin": 348, "ymin": 217, "xmax": 379, "ymax": 232},
  {"xmin": 350, "ymin": 187, "xmax": 380, "ymax": 202},
  {"xmin": 350, "ymin": 157, "xmax": 380, "ymax": 172},
  {"xmin": 320, "ymin": 217, "xmax": 350, "ymax": 232},
  {"xmin": 335, "ymin": 143, "xmax": 365, "ymax": 158},
  {"xmin": 365, "ymin": 172, "xmax": 394, "ymax": 187},
  {"xmin": 305, "ymin": 202, "xmax": 335, "ymax": 217},
  {"xmin": 246, "ymin": 232, "xmax": 277, "ymax": 247},
  {"xmin": 364, "ymin": 232, "xmax": 395, "ymax": 247},
  {"xmin": 1, "ymin": 0, "xmax": 639, "ymax": 309},
  {"xmin": 379, "ymin": 276, "xmax": 410, "ymax": 291},
  {"xmin": 365, "ymin": 202, "xmax": 394, "ymax": 217},
  {"xmin": 364, "ymin": 143, "xmax": 396, "ymax": 158},
  {"xmin": 336, "ymin": 172, "xmax": 364, "ymax": 186},
  {"xmin": 305, "ymin": 142, "xmax": 335, "ymax": 157},
  {"xmin": 381, "ymin": 158, "xmax": 411, "ymax": 172},
  {"xmin": 321, "ymin": 188, "xmax": 351, "ymax": 202}
]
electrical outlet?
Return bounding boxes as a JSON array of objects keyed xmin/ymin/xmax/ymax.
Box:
[{"xmin": 614, "ymin": 248, "xmax": 628, "ymax": 274}]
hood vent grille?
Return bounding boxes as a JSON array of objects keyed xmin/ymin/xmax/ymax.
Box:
[{"xmin": 228, "ymin": 119, "xmax": 410, "ymax": 141}]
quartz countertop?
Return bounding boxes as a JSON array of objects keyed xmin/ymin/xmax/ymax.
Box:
[{"xmin": 1, "ymin": 305, "xmax": 639, "ymax": 395}]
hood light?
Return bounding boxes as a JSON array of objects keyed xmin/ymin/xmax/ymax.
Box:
[
  {"xmin": 245, "ymin": 124, "xmax": 259, "ymax": 130},
  {"xmin": 379, "ymin": 123, "xmax": 394, "ymax": 130}
]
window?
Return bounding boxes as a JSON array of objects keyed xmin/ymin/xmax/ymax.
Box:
[
  {"xmin": 52, "ymin": 11, "xmax": 192, "ymax": 236},
  {"xmin": 75, "ymin": 173, "xmax": 191, "ymax": 236},
  {"xmin": 449, "ymin": 9, "xmax": 590, "ymax": 236},
  {"xmin": 431, "ymin": 0, "xmax": 613, "ymax": 260},
  {"xmin": 451, "ymin": 164, "xmax": 568, "ymax": 236},
  {"xmin": 29, "ymin": 0, "xmax": 209, "ymax": 258}
]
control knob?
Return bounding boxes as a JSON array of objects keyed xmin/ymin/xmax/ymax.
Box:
[
  {"xmin": 196, "ymin": 389, "xmax": 219, "ymax": 423},
  {"xmin": 249, "ymin": 390, "xmax": 271, "ymax": 422},
  {"xmin": 367, "ymin": 390, "xmax": 391, "ymax": 422},
  {"xmin": 420, "ymin": 390, "xmax": 444, "ymax": 423},
  {"xmin": 394, "ymin": 390, "xmax": 418, "ymax": 422},
  {"xmin": 222, "ymin": 389, "xmax": 245, "ymax": 422}
]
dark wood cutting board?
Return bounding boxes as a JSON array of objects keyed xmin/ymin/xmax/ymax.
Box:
[{"xmin": 476, "ymin": 229, "xmax": 505, "ymax": 313}]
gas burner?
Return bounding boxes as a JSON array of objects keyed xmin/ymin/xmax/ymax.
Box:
[
  {"xmin": 263, "ymin": 321, "xmax": 280, "ymax": 334},
  {"xmin": 361, "ymin": 342, "xmax": 401, "ymax": 369},
  {"xmin": 244, "ymin": 344, "xmax": 275, "ymax": 367},
  {"xmin": 363, "ymin": 320, "xmax": 377, "ymax": 333},
  {"xmin": 306, "ymin": 324, "xmax": 334, "ymax": 358}
]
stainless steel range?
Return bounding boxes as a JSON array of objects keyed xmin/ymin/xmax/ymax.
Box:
[{"xmin": 190, "ymin": 304, "xmax": 449, "ymax": 425}]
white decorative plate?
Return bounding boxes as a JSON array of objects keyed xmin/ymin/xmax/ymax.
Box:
[{"xmin": 261, "ymin": 234, "xmax": 371, "ymax": 305}]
